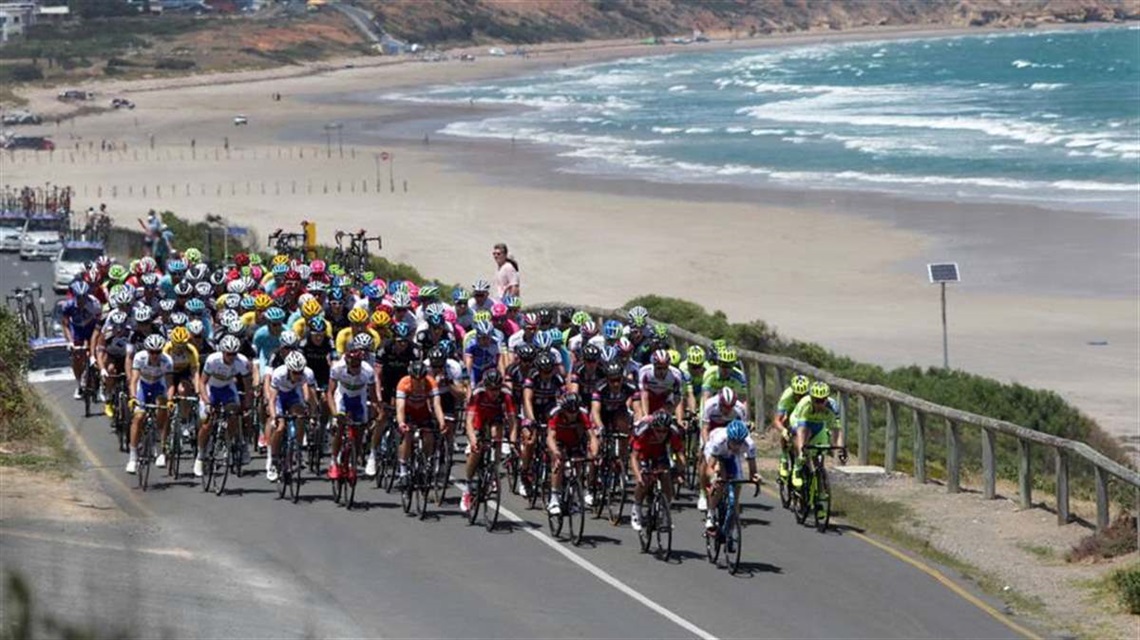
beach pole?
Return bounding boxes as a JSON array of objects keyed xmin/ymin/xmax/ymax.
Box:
[
  {"xmin": 941, "ymin": 282, "xmax": 948, "ymax": 369},
  {"xmin": 928, "ymin": 263, "xmax": 959, "ymax": 370}
]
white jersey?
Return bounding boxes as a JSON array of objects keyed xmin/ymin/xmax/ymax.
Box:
[
  {"xmin": 507, "ymin": 329, "xmax": 534, "ymax": 352},
  {"xmin": 271, "ymin": 365, "xmax": 316, "ymax": 393},
  {"xmin": 131, "ymin": 351, "xmax": 173, "ymax": 384},
  {"xmin": 330, "ymin": 360, "xmax": 375, "ymax": 400},
  {"xmin": 568, "ymin": 333, "xmax": 606, "ymax": 355},
  {"xmin": 426, "ymin": 358, "xmax": 464, "ymax": 384},
  {"xmin": 637, "ymin": 364, "xmax": 684, "ymax": 398},
  {"xmin": 703, "ymin": 426, "xmax": 756, "ymax": 461},
  {"xmin": 202, "ymin": 351, "xmax": 251, "ymax": 389},
  {"xmin": 700, "ymin": 396, "xmax": 748, "ymax": 428}
]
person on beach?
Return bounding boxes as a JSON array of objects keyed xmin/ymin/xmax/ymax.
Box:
[{"xmin": 493, "ymin": 243, "xmax": 520, "ymax": 300}]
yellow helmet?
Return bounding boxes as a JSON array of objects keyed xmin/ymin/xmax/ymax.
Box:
[
  {"xmin": 254, "ymin": 293, "xmax": 273, "ymax": 311},
  {"xmin": 809, "ymin": 381, "xmax": 831, "ymax": 400},
  {"xmin": 347, "ymin": 307, "xmax": 368, "ymax": 324},
  {"xmin": 272, "ymin": 254, "xmax": 289, "ymax": 266},
  {"xmin": 169, "ymin": 326, "xmax": 190, "ymax": 345},
  {"xmin": 791, "ymin": 374, "xmax": 810, "ymax": 395},
  {"xmin": 686, "ymin": 346, "xmax": 706, "ymax": 366},
  {"xmin": 473, "ymin": 310, "xmax": 492, "ymax": 323},
  {"xmin": 719, "ymin": 347, "xmax": 738, "ymax": 365},
  {"xmin": 667, "ymin": 349, "xmax": 681, "ymax": 367},
  {"xmin": 371, "ymin": 310, "xmax": 391, "ymax": 327},
  {"xmin": 301, "ymin": 298, "xmax": 322, "ymax": 319}
]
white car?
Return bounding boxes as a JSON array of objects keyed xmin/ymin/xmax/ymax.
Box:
[
  {"xmin": 233, "ymin": 115, "xmax": 248, "ymax": 126},
  {"xmin": 19, "ymin": 216, "xmax": 66, "ymax": 261},
  {"xmin": 53, "ymin": 241, "xmax": 105, "ymax": 293},
  {"xmin": 0, "ymin": 214, "xmax": 26, "ymax": 251}
]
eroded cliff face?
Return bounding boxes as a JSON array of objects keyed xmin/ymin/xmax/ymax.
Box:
[{"xmin": 368, "ymin": 0, "xmax": 1140, "ymax": 45}]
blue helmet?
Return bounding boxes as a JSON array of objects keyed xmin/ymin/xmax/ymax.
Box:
[
  {"xmin": 451, "ymin": 288, "xmax": 467, "ymax": 304},
  {"xmin": 264, "ymin": 307, "xmax": 286, "ymax": 323},
  {"xmin": 361, "ymin": 284, "xmax": 380, "ymax": 300},
  {"xmin": 69, "ymin": 280, "xmax": 90, "ymax": 297},
  {"xmin": 328, "ymin": 287, "xmax": 345, "ymax": 302},
  {"xmin": 167, "ymin": 259, "xmax": 187, "ymax": 274},
  {"xmin": 185, "ymin": 298, "xmax": 206, "ymax": 314},
  {"xmin": 393, "ymin": 322, "xmax": 412, "ymax": 339},
  {"xmin": 726, "ymin": 420, "xmax": 749, "ymax": 443},
  {"xmin": 602, "ymin": 319, "xmax": 623, "ymax": 340},
  {"xmin": 534, "ymin": 331, "xmax": 553, "ymax": 350},
  {"xmin": 547, "ymin": 328, "xmax": 564, "ymax": 346},
  {"xmin": 474, "ymin": 320, "xmax": 494, "ymax": 336}
]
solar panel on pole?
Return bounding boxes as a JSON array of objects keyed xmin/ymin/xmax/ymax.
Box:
[{"xmin": 927, "ymin": 263, "xmax": 961, "ymax": 368}]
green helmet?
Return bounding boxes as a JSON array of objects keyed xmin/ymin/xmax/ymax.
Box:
[{"xmin": 791, "ymin": 374, "xmax": 810, "ymax": 395}]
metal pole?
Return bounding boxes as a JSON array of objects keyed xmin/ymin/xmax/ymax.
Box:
[
  {"xmin": 389, "ymin": 155, "xmax": 395, "ymax": 193},
  {"xmin": 325, "ymin": 130, "xmax": 331, "ymax": 158},
  {"xmin": 374, "ymin": 155, "xmax": 381, "ymax": 191},
  {"xmin": 941, "ymin": 281, "xmax": 948, "ymax": 369},
  {"xmin": 222, "ymin": 224, "xmax": 229, "ymax": 261}
]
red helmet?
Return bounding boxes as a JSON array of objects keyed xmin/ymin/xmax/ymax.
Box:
[
  {"xmin": 234, "ymin": 252, "xmax": 250, "ymax": 267},
  {"xmin": 651, "ymin": 349, "xmax": 670, "ymax": 365},
  {"xmin": 310, "ymin": 259, "xmax": 327, "ymax": 275}
]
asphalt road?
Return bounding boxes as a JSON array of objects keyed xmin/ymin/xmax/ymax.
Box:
[{"xmin": 1, "ymin": 256, "xmax": 1033, "ymax": 639}]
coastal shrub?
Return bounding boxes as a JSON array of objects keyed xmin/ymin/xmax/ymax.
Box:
[
  {"xmin": 1067, "ymin": 514, "xmax": 1138, "ymax": 562},
  {"xmin": 154, "ymin": 58, "xmax": 196, "ymax": 71},
  {"xmin": 0, "ymin": 64, "xmax": 44, "ymax": 82},
  {"xmin": 1111, "ymin": 565, "xmax": 1140, "ymax": 614}
]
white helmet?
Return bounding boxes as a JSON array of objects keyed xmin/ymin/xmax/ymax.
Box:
[
  {"xmin": 218, "ymin": 335, "xmax": 242, "ymax": 354},
  {"xmin": 285, "ymin": 351, "xmax": 307, "ymax": 372},
  {"xmin": 143, "ymin": 334, "xmax": 166, "ymax": 352}
]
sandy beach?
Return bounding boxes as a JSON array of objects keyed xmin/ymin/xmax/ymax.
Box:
[{"xmin": 2, "ymin": 25, "xmax": 1137, "ymax": 452}]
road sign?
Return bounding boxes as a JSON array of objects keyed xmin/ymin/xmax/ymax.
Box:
[
  {"xmin": 227, "ymin": 226, "xmax": 249, "ymax": 237},
  {"xmin": 927, "ymin": 262, "xmax": 960, "ymax": 284}
]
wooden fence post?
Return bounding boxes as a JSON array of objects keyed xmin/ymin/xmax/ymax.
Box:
[
  {"xmin": 1018, "ymin": 439, "xmax": 1032, "ymax": 509},
  {"xmin": 774, "ymin": 367, "xmax": 786, "ymax": 397},
  {"xmin": 913, "ymin": 408, "xmax": 926, "ymax": 484},
  {"xmin": 884, "ymin": 401, "xmax": 898, "ymax": 473},
  {"xmin": 858, "ymin": 394, "xmax": 871, "ymax": 466},
  {"xmin": 946, "ymin": 419, "xmax": 960, "ymax": 493},
  {"xmin": 755, "ymin": 363, "xmax": 767, "ymax": 424},
  {"xmin": 1055, "ymin": 449, "xmax": 1070, "ymax": 524},
  {"xmin": 747, "ymin": 361, "xmax": 763, "ymax": 423},
  {"xmin": 1094, "ymin": 466, "xmax": 1109, "ymax": 532},
  {"xmin": 981, "ymin": 427, "xmax": 996, "ymax": 499},
  {"xmin": 839, "ymin": 392, "xmax": 849, "ymax": 445}
]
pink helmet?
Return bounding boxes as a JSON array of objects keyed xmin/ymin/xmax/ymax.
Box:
[
  {"xmin": 443, "ymin": 308, "xmax": 458, "ymax": 324},
  {"xmin": 309, "ymin": 259, "xmax": 326, "ymax": 275},
  {"xmin": 617, "ymin": 337, "xmax": 634, "ymax": 354},
  {"xmin": 491, "ymin": 302, "xmax": 508, "ymax": 319}
]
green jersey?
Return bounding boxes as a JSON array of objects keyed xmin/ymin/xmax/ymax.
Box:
[
  {"xmin": 790, "ymin": 394, "xmax": 837, "ymax": 442},
  {"xmin": 777, "ymin": 387, "xmax": 804, "ymax": 418},
  {"xmin": 680, "ymin": 362, "xmax": 708, "ymax": 397},
  {"xmin": 701, "ymin": 366, "xmax": 747, "ymax": 398}
]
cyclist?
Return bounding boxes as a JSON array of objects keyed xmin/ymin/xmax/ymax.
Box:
[
  {"xmin": 637, "ymin": 349, "xmax": 685, "ymax": 426},
  {"xmin": 328, "ymin": 344, "xmax": 381, "ymax": 480},
  {"xmin": 697, "ymin": 387, "xmax": 749, "ymax": 511},
  {"xmin": 790, "ymin": 381, "xmax": 847, "ymax": 491},
  {"xmin": 773, "ymin": 374, "xmax": 811, "ymax": 482},
  {"xmin": 301, "ymin": 317, "xmax": 334, "ymax": 391},
  {"xmin": 546, "ymin": 393, "xmax": 599, "ymax": 516},
  {"xmin": 162, "ymin": 326, "xmax": 202, "ymax": 466},
  {"xmin": 519, "ymin": 352, "xmax": 565, "ymax": 496},
  {"xmin": 126, "ymin": 334, "xmax": 174, "ymax": 474},
  {"xmin": 700, "ymin": 347, "xmax": 747, "ymax": 404},
  {"xmin": 568, "ymin": 344, "xmax": 603, "ymax": 406},
  {"xmin": 679, "ymin": 345, "xmax": 708, "ymax": 415},
  {"xmin": 461, "ymin": 369, "xmax": 517, "ymax": 513},
  {"xmin": 61, "ymin": 280, "xmax": 103, "ymax": 399},
  {"xmin": 468, "ymin": 279, "xmax": 493, "ymax": 314},
  {"xmin": 630, "ymin": 410, "xmax": 686, "ymax": 532},
  {"xmin": 463, "ymin": 320, "xmax": 504, "ymax": 389},
  {"xmin": 395, "ymin": 360, "xmax": 447, "ymax": 486},
  {"xmin": 703, "ymin": 419, "xmax": 760, "ymax": 532},
  {"xmin": 425, "ymin": 345, "xmax": 466, "ymax": 453},
  {"xmin": 376, "ymin": 322, "xmax": 416, "ymax": 403},
  {"xmin": 94, "ymin": 309, "xmax": 132, "ymax": 417},
  {"xmin": 590, "ymin": 360, "xmax": 637, "ymax": 460},
  {"xmin": 336, "ymin": 307, "xmax": 381, "ymax": 357},
  {"xmin": 265, "ymin": 351, "xmax": 318, "ymax": 482},
  {"xmin": 194, "ymin": 335, "xmax": 252, "ymax": 478}
]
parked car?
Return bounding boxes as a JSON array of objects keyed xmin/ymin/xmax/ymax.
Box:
[
  {"xmin": 19, "ymin": 214, "xmax": 66, "ymax": 261},
  {"xmin": 233, "ymin": 114, "xmax": 248, "ymax": 125},
  {"xmin": 1, "ymin": 111, "xmax": 42, "ymax": 126},
  {"xmin": 2, "ymin": 136, "xmax": 55, "ymax": 151},
  {"xmin": 52, "ymin": 240, "xmax": 105, "ymax": 293},
  {"xmin": 58, "ymin": 90, "xmax": 94, "ymax": 101},
  {"xmin": 0, "ymin": 211, "xmax": 28, "ymax": 251},
  {"xmin": 111, "ymin": 98, "xmax": 135, "ymax": 110}
]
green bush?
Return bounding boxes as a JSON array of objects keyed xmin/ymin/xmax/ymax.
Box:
[
  {"xmin": 1111, "ymin": 565, "xmax": 1140, "ymax": 614},
  {"xmin": 0, "ymin": 64, "xmax": 44, "ymax": 82},
  {"xmin": 154, "ymin": 58, "xmax": 195, "ymax": 70}
]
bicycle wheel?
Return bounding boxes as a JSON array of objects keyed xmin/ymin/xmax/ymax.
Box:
[
  {"xmin": 82, "ymin": 371, "xmax": 93, "ymax": 418},
  {"xmin": 606, "ymin": 461, "xmax": 627, "ymax": 526},
  {"xmin": 591, "ymin": 464, "xmax": 609, "ymax": 520},
  {"xmin": 794, "ymin": 472, "xmax": 811, "ymax": 526},
  {"xmin": 291, "ymin": 443, "xmax": 303, "ymax": 503},
  {"xmin": 214, "ymin": 434, "xmax": 230, "ymax": 496},
  {"xmin": 433, "ymin": 444, "xmax": 450, "ymax": 506},
  {"xmin": 115, "ymin": 395, "xmax": 129, "ymax": 453},
  {"xmin": 684, "ymin": 433, "xmax": 699, "ymax": 490},
  {"xmin": 706, "ymin": 505, "xmax": 724, "ymax": 564},
  {"xmin": 400, "ymin": 463, "xmax": 414, "ymax": 515},
  {"xmin": 483, "ymin": 462, "xmax": 501, "ymax": 532},
  {"xmin": 340, "ymin": 440, "xmax": 356, "ymax": 508},
  {"xmin": 778, "ymin": 475, "xmax": 793, "ymax": 511},
  {"xmin": 331, "ymin": 452, "xmax": 344, "ymax": 504},
  {"xmin": 417, "ymin": 453, "xmax": 431, "ymax": 521},
  {"xmin": 814, "ymin": 466, "xmax": 831, "ymax": 533},
  {"xmin": 527, "ymin": 454, "xmax": 545, "ymax": 510},
  {"xmin": 567, "ymin": 477, "xmax": 585, "ymax": 546},
  {"xmin": 138, "ymin": 425, "xmax": 153, "ymax": 491},
  {"xmin": 638, "ymin": 497, "xmax": 653, "ymax": 553},
  {"xmin": 201, "ymin": 435, "xmax": 216, "ymax": 492},
  {"xmin": 653, "ymin": 492, "xmax": 672, "ymax": 561},
  {"xmin": 167, "ymin": 427, "xmax": 181, "ymax": 480},
  {"xmin": 276, "ymin": 452, "xmax": 288, "ymax": 500},
  {"xmin": 727, "ymin": 512, "xmax": 743, "ymax": 575},
  {"xmin": 25, "ymin": 303, "xmax": 40, "ymax": 339}
]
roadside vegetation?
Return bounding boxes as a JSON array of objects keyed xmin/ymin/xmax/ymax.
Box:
[
  {"xmin": 0, "ymin": 308, "xmax": 74, "ymax": 474},
  {"xmin": 1067, "ymin": 513, "xmax": 1138, "ymax": 562}
]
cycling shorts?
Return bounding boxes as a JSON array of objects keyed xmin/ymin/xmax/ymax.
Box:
[
  {"xmin": 600, "ymin": 409, "xmax": 631, "ymax": 433},
  {"xmin": 134, "ymin": 380, "xmax": 166, "ymax": 410},
  {"xmin": 208, "ymin": 385, "xmax": 238, "ymax": 406},
  {"xmin": 275, "ymin": 389, "xmax": 303, "ymax": 414},
  {"xmin": 793, "ymin": 421, "xmax": 827, "ymax": 442},
  {"xmin": 645, "ymin": 393, "xmax": 674, "ymax": 416},
  {"xmin": 70, "ymin": 323, "xmax": 95, "ymax": 345},
  {"xmin": 172, "ymin": 369, "xmax": 195, "ymax": 388},
  {"xmin": 715, "ymin": 455, "xmax": 743, "ymax": 481},
  {"xmin": 469, "ymin": 410, "xmax": 505, "ymax": 432},
  {"xmin": 638, "ymin": 455, "xmax": 671, "ymax": 476},
  {"xmin": 339, "ymin": 395, "xmax": 370, "ymax": 423}
]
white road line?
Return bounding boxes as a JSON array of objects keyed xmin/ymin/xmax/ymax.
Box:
[{"xmin": 495, "ymin": 501, "xmax": 718, "ymax": 640}]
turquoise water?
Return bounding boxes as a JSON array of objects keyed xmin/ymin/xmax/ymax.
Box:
[{"xmin": 394, "ymin": 27, "xmax": 1140, "ymax": 216}]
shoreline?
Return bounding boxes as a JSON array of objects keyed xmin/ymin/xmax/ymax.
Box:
[{"xmin": 2, "ymin": 21, "xmax": 1136, "ymax": 451}]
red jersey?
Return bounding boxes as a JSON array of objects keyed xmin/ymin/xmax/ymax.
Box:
[
  {"xmin": 548, "ymin": 408, "xmax": 594, "ymax": 448},
  {"xmin": 632, "ymin": 418, "xmax": 683, "ymax": 460},
  {"xmin": 466, "ymin": 386, "xmax": 516, "ymax": 430}
]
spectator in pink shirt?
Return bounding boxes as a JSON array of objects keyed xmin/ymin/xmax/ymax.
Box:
[{"xmin": 493, "ymin": 242, "xmax": 520, "ymax": 300}]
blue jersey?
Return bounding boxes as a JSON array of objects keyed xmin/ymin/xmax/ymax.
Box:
[
  {"xmin": 252, "ymin": 325, "xmax": 281, "ymax": 370},
  {"xmin": 464, "ymin": 334, "xmax": 503, "ymax": 384},
  {"xmin": 61, "ymin": 295, "xmax": 101, "ymax": 330}
]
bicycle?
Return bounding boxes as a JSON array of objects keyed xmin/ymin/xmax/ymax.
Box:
[
  {"xmin": 466, "ymin": 432, "xmax": 501, "ymax": 532},
  {"xmin": 523, "ymin": 424, "xmax": 551, "ymax": 510},
  {"xmin": 590, "ymin": 431, "xmax": 628, "ymax": 525},
  {"xmin": 78, "ymin": 351, "xmax": 100, "ymax": 418},
  {"xmin": 166, "ymin": 395, "xmax": 198, "ymax": 480},
  {"xmin": 134, "ymin": 403, "xmax": 163, "ymax": 492},
  {"xmin": 401, "ymin": 425, "xmax": 434, "ymax": 520},
  {"xmin": 682, "ymin": 413, "xmax": 701, "ymax": 491},
  {"xmin": 330, "ymin": 417, "xmax": 365, "ymax": 509},
  {"xmin": 332, "ymin": 229, "xmax": 382, "ymax": 281},
  {"xmin": 275, "ymin": 414, "xmax": 307, "ymax": 503},
  {"xmin": 794, "ymin": 444, "xmax": 846, "ymax": 533},
  {"xmin": 432, "ymin": 418, "xmax": 457, "ymax": 506},
  {"xmin": 548, "ymin": 455, "xmax": 588, "ymax": 546},
  {"xmin": 5, "ymin": 284, "xmax": 42, "ymax": 339},
  {"xmin": 105, "ymin": 373, "xmax": 130, "ymax": 453},
  {"xmin": 307, "ymin": 387, "xmax": 331, "ymax": 475},
  {"xmin": 374, "ymin": 416, "xmax": 400, "ymax": 492},
  {"xmin": 776, "ymin": 428, "xmax": 796, "ymax": 510},
  {"xmin": 637, "ymin": 467, "xmax": 676, "ymax": 561},
  {"xmin": 705, "ymin": 478, "xmax": 761, "ymax": 575},
  {"xmin": 201, "ymin": 403, "xmax": 242, "ymax": 496}
]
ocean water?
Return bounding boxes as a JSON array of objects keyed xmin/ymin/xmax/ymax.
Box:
[{"xmin": 392, "ymin": 27, "xmax": 1140, "ymax": 216}]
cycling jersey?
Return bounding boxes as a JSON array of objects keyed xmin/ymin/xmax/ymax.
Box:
[
  {"xmin": 334, "ymin": 326, "xmax": 381, "ymax": 357},
  {"xmin": 637, "ymin": 363, "xmax": 684, "ymax": 413},
  {"xmin": 566, "ymin": 333, "xmax": 605, "ymax": 356},
  {"xmin": 790, "ymin": 394, "xmax": 837, "ymax": 442},
  {"xmin": 507, "ymin": 328, "xmax": 536, "ymax": 352},
  {"xmin": 376, "ymin": 339, "xmax": 416, "ymax": 402},
  {"xmin": 701, "ymin": 367, "xmax": 748, "ymax": 397},
  {"xmin": 61, "ymin": 295, "xmax": 101, "ymax": 343},
  {"xmin": 330, "ymin": 360, "xmax": 375, "ymax": 422},
  {"xmin": 464, "ymin": 335, "xmax": 503, "ymax": 385},
  {"xmin": 569, "ymin": 362, "xmax": 602, "ymax": 404},
  {"xmin": 591, "ymin": 378, "xmax": 637, "ymax": 416},
  {"xmin": 427, "ymin": 358, "xmax": 464, "ymax": 414},
  {"xmin": 524, "ymin": 372, "xmax": 565, "ymax": 418},
  {"xmin": 466, "ymin": 386, "xmax": 516, "ymax": 431},
  {"xmin": 162, "ymin": 343, "xmax": 200, "ymax": 379},
  {"xmin": 776, "ymin": 387, "xmax": 803, "ymax": 418},
  {"xmin": 270, "ymin": 365, "xmax": 314, "ymax": 413},
  {"xmin": 131, "ymin": 350, "xmax": 173, "ymax": 405},
  {"xmin": 252, "ymin": 325, "xmax": 283, "ymax": 373},
  {"xmin": 631, "ymin": 417, "xmax": 683, "ymax": 461},
  {"xmin": 301, "ymin": 337, "xmax": 333, "ymax": 387},
  {"xmin": 703, "ymin": 428, "xmax": 756, "ymax": 480},
  {"xmin": 100, "ymin": 325, "xmax": 132, "ymax": 360},
  {"xmin": 680, "ymin": 362, "xmax": 707, "ymax": 398},
  {"xmin": 700, "ymin": 396, "xmax": 748, "ymax": 430},
  {"xmin": 548, "ymin": 408, "xmax": 594, "ymax": 449},
  {"xmin": 201, "ymin": 352, "xmax": 251, "ymax": 389},
  {"xmin": 396, "ymin": 375, "xmax": 439, "ymax": 423}
]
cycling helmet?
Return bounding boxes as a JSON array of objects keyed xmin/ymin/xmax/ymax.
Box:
[
  {"xmin": 627, "ymin": 305, "xmax": 649, "ymax": 323},
  {"xmin": 226, "ymin": 279, "xmax": 246, "ymax": 295},
  {"xmin": 451, "ymin": 288, "xmax": 467, "ymax": 304},
  {"xmin": 167, "ymin": 259, "xmax": 187, "ymax": 274},
  {"xmin": 295, "ymin": 265, "xmax": 311, "ymax": 282},
  {"xmin": 419, "ymin": 285, "xmax": 439, "ymax": 301},
  {"xmin": 133, "ymin": 306, "xmax": 154, "ymax": 323},
  {"xmin": 169, "ymin": 326, "xmax": 190, "ymax": 345},
  {"xmin": 217, "ymin": 309, "xmax": 240, "ymax": 327},
  {"xmin": 791, "ymin": 374, "xmax": 811, "ymax": 396},
  {"xmin": 218, "ymin": 334, "xmax": 242, "ymax": 354},
  {"xmin": 361, "ymin": 284, "xmax": 380, "ymax": 301},
  {"xmin": 284, "ymin": 351, "xmax": 307, "ymax": 372},
  {"xmin": 442, "ymin": 308, "xmax": 457, "ymax": 324},
  {"xmin": 140, "ymin": 273, "xmax": 159, "ymax": 289},
  {"xmin": 391, "ymin": 291, "xmax": 412, "ymax": 308},
  {"xmin": 711, "ymin": 338, "xmax": 728, "ymax": 353},
  {"xmin": 718, "ymin": 387, "xmax": 737, "ymax": 408},
  {"xmin": 629, "ymin": 315, "xmax": 648, "ymax": 328},
  {"xmin": 110, "ymin": 288, "xmax": 133, "ymax": 308},
  {"xmin": 570, "ymin": 311, "xmax": 590, "ymax": 327},
  {"xmin": 425, "ymin": 308, "xmax": 443, "ymax": 326},
  {"xmin": 308, "ymin": 317, "xmax": 327, "ymax": 334},
  {"xmin": 240, "ymin": 296, "xmax": 256, "ymax": 312},
  {"xmin": 108, "ymin": 310, "xmax": 128, "ymax": 326},
  {"xmin": 505, "ymin": 295, "xmax": 522, "ymax": 310},
  {"xmin": 186, "ymin": 319, "xmax": 205, "ymax": 336},
  {"xmin": 183, "ymin": 247, "xmax": 202, "ymax": 264},
  {"xmin": 279, "ymin": 331, "xmax": 300, "ymax": 349},
  {"xmin": 482, "ymin": 369, "xmax": 503, "ymax": 387},
  {"xmin": 651, "ymin": 324, "xmax": 668, "ymax": 339},
  {"xmin": 264, "ymin": 307, "xmax": 286, "ymax": 323},
  {"xmin": 371, "ymin": 310, "xmax": 391, "ymax": 327},
  {"xmin": 472, "ymin": 279, "xmax": 490, "ymax": 294},
  {"xmin": 194, "ymin": 281, "xmax": 213, "ymax": 299},
  {"xmin": 347, "ymin": 307, "xmax": 368, "ymax": 324},
  {"xmin": 537, "ymin": 309, "xmax": 553, "ymax": 326},
  {"xmin": 548, "ymin": 328, "xmax": 564, "ymax": 346},
  {"xmin": 271, "ymin": 263, "xmax": 288, "ymax": 279},
  {"xmin": 580, "ymin": 320, "xmax": 598, "ymax": 338},
  {"xmin": 271, "ymin": 254, "xmax": 288, "ymax": 267},
  {"xmin": 328, "ymin": 287, "xmax": 346, "ymax": 303},
  {"xmin": 307, "ymin": 280, "xmax": 328, "ymax": 294},
  {"xmin": 108, "ymin": 264, "xmax": 128, "ymax": 283},
  {"xmin": 521, "ymin": 313, "xmax": 539, "ymax": 328},
  {"xmin": 301, "ymin": 298, "xmax": 322, "ymax": 319},
  {"xmin": 582, "ymin": 344, "xmax": 601, "ymax": 362},
  {"xmin": 809, "ymin": 381, "xmax": 831, "ymax": 400},
  {"xmin": 726, "ymin": 420, "xmax": 749, "ymax": 443},
  {"xmin": 351, "ymin": 332, "xmax": 375, "ymax": 351},
  {"xmin": 169, "ymin": 312, "xmax": 189, "ymax": 327},
  {"xmin": 602, "ymin": 320, "xmax": 623, "ymax": 340},
  {"xmin": 516, "ymin": 344, "xmax": 537, "ymax": 361},
  {"xmin": 309, "ymin": 259, "xmax": 326, "ymax": 275},
  {"xmin": 718, "ymin": 347, "xmax": 738, "ymax": 365},
  {"xmin": 668, "ymin": 349, "xmax": 682, "ymax": 366},
  {"xmin": 686, "ymin": 346, "xmax": 706, "ymax": 366},
  {"xmin": 535, "ymin": 353, "xmax": 555, "ymax": 371},
  {"xmin": 651, "ymin": 349, "xmax": 671, "ymax": 366},
  {"xmin": 143, "ymin": 334, "xmax": 166, "ymax": 352},
  {"xmin": 616, "ymin": 337, "xmax": 634, "ymax": 355},
  {"xmin": 559, "ymin": 393, "xmax": 580, "ymax": 413},
  {"xmin": 283, "ymin": 269, "xmax": 301, "ymax": 284},
  {"xmin": 408, "ymin": 360, "xmax": 428, "ymax": 378},
  {"xmin": 473, "ymin": 320, "xmax": 494, "ymax": 337},
  {"xmin": 69, "ymin": 280, "xmax": 89, "ymax": 297},
  {"xmin": 652, "ymin": 411, "xmax": 672, "ymax": 428},
  {"xmin": 222, "ymin": 294, "xmax": 241, "ymax": 310},
  {"xmin": 393, "ymin": 323, "xmax": 412, "ymax": 340},
  {"xmin": 209, "ymin": 271, "xmax": 226, "ymax": 287},
  {"xmin": 603, "ymin": 361, "xmax": 623, "ymax": 378},
  {"xmin": 253, "ymin": 293, "xmax": 273, "ymax": 311},
  {"xmin": 428, "ymin": 346, "xmax": 447, "ymax": 367},
  {"xmin": 534, "ymin": 332, "xmax": 553, "ymax": 350},
  {"xmin": 600, "ymin": 346, "xmax": 618, "ymax": 363}
]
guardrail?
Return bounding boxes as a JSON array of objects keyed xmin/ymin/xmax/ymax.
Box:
[{"xmin": 536, "ymin": 302, "xmax": 1139, "ymax": 534}]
